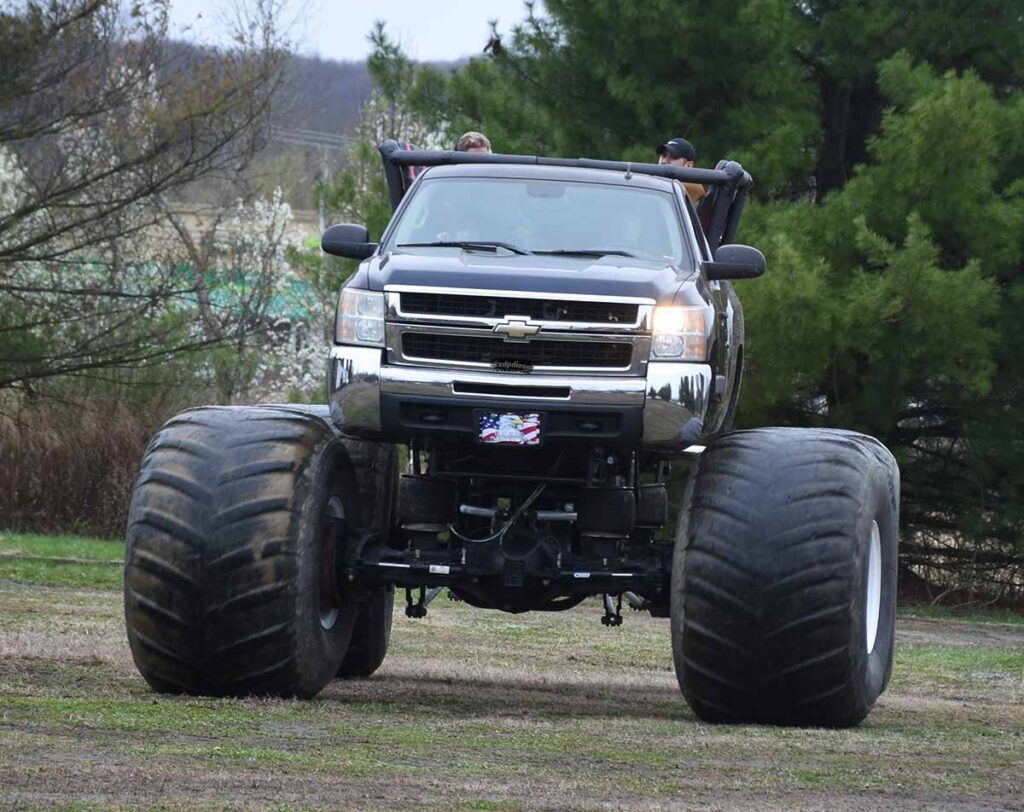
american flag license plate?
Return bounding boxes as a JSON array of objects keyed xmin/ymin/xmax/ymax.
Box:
[{"xmin": 477, "ymin": 412, "xmax": 542, "ymax": 446}]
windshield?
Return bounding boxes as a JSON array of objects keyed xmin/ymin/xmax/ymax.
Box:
[{"xmin": 388, "ymin": 177, "xmax": 687, "ymax": 264}]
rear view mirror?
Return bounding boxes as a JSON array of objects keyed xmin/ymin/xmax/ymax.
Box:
[
  {"xmin": 322, "ymin": 223, "xmax": 377, "ymax": 260},
  {"xmin": 704, "ymin": 244, "xmax": 766, "ymax": 281}
]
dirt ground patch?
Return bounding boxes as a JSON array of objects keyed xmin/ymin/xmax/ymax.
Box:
[{"xmin": 0, "ymin": 578, "xmax": 1022, "ymax": 811}]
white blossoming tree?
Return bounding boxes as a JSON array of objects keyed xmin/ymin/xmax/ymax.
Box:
[
  {"xmin": 162, "ymin": 187, "xmax": 329, "ymax": 402},
  {"xmin": 0, "ymin": 0, "xmax": 287, "ymax": 398}
]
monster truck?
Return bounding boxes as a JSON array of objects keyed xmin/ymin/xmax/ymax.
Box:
[{"xmin": 124, "ymin": 144, "xmax": 900, "ymax": 726}]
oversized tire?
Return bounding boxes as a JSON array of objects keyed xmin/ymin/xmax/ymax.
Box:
[
  {"xmin": 264, "ymin": 405, "xmax": 398, "ymax": 543},
  {"xmin": 340, "ymin": 438, "xmax": 399, "ymax": 545},
  {"xmin": 337, "ymin": 586, "xmax": 394, "ymax": 678},
  {"xmin": 270, "ymin": 405, "xmax": 397, "ymax": 679},
  {"xmin": 671, "ymin": 428, "xmax": 899, "ymax": 727},
  {"xmin": 124, "ymin": 405, "xmax": 362, "ymax": 698},
  {"xmin": 269, "ymin": 409, "xmax": 399, "ymax": 679},
  {"xmin": 336, "ymin": 440, "xmax": 397, "ymax": 678}
]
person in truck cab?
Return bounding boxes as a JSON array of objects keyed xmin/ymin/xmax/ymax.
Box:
[
  {"xmin": 656, "ymin": 137, "xmax": 704, "ymax": 204},
  {"xmin": 455, "ymin": 131, "xmax": 492, "ymax": 153}
]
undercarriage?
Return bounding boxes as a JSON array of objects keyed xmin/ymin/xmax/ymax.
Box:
[{"xmin": 347, "ymin": 441, "xmax": 678, "ymax": 618}]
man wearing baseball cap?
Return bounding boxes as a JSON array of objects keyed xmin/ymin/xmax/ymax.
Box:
[{"xmin": 656, "ymin": 137, "xmax": 705, "ymax": 204}]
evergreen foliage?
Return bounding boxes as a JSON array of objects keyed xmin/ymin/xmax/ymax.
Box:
[
  {"xmin": 740, "ymin": 55, "xmax": 1022, "ymax": 566},
  {"xmin": 356, "ymin": 7, "xmax": 1023, "ymax": 579}
]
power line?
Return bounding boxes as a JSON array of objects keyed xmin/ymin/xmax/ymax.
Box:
[{"xmin": 269, "ymin": 127, "xmax": 358, "ymax": 152}]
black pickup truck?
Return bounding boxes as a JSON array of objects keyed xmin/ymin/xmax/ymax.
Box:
[{"xmin": 124, "ymin": 144, "xmax": 901, "ymax": 727}]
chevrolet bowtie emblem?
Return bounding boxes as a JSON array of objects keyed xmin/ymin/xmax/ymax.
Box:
[{"xmin": 493, "ymin": 317, "xmax": 541, "ymax": 341}]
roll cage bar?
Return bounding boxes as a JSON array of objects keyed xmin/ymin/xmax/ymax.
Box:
[{"xmin": 378, "ymin": 139, "xmax": 753, "ymax": 253}]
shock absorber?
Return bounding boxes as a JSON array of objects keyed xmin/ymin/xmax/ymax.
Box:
[{"xmin": 600, "ymin": 593, "xmax": 623, "ymax": 626}]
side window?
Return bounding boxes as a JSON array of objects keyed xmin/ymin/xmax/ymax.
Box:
[{"xmin": 683, "ymin": 194, "xmax": 710, "ymax": 262}]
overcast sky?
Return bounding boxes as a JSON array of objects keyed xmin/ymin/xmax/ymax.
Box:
[{"xmin": 168, "ymin": 0, "xmax": 537, "ymax": 62}]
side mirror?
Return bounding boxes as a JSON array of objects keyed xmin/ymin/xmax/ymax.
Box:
[
  {"xmin": 704, "ymin": 244, "xmax": 766, "ymax": 281},
  {"xmin": 322, "ymin": 223, "xmax": 377, "ymax": 260}
]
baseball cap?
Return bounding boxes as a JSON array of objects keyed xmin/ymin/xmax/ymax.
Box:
[{"xmin": 656, "ymin": 137, "xmax": 697, "ymax": 162}]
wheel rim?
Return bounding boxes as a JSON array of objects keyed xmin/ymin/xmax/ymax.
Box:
[
  {"xmin": 865, "ymin": 520, "xmax": 882, "ymax": 655},
  {"xmin": 319, "ymin": 495, "xmax": 345, "ymax": 630}
]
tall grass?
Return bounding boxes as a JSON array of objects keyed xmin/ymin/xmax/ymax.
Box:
[{"xmin": 0, "ymin": 398, "xmax": 168, "ymax": 539}]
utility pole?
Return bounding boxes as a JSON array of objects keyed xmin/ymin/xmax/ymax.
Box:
[
  {"xmin": 318, "ymin": 146, "xmax": 330, "ymax": 236},
  {"xmin": 267, "ymin": 127, "xmax": 353, "ymax": 236}
]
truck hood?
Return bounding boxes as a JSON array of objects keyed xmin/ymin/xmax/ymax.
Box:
[{"xmin": 366, "ymin": 249, "xmax": 691, "ymax": 303}]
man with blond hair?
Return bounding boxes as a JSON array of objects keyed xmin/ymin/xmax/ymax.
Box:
[{"xmin": 455, "ymin": 131, "xmax": 492, "ymax": 153}]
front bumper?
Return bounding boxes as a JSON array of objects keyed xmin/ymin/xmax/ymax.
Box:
[{"xmin": 328, "ymin": 345, "xmax": 712, "ymax": 452}]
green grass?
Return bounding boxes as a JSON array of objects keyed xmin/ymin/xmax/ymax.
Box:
[
  {"xmin": 894, "ymin": 644, "xmax": 1024, "ymax": 686},
  {"xmin": 0, "ymin": 532, "xmax": 122, "ymax": 589},
  {"xmin": 0, "ymin": 556, "xmax": 122, "ymax": 589},
  {"xmin": 898, "ymin": 602, "xmax": 1024, "ymax": 626},
  {"xmin": 0, "ymin": 532, "xmax": 1022, "ymax": 808},
  {"xmin": 0, "ymin": 532, "xmax": 123, "ymax": 561},
  {"xmin": 1, "ymin": 573, "xmax": 1023, "ymax": 809}
]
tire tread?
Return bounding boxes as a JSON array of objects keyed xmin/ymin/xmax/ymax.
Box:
[
  {"xmin": 672, "ymin": 427, "xmax": 900, "ymax": 727},
  {"xmin": 125, "ymin": 405, "xmax": 355, "ymax": 698}
]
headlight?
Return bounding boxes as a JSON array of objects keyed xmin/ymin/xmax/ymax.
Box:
[
  {"xmin": 336, "ymin": 288, "xmax": 385, "ymax": 346},
  {"xmin": 650, "ymin": 305, "xmax": 706, "ymax": 360}
]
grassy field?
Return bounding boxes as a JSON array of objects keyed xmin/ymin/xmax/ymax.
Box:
[{"xmin": 1, "ymin": 532, "xmax": 1022, "ymax": 811}]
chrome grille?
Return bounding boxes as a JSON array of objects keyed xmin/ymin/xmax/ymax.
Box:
[
  {"xmin": 400, "ymin": 292, "xmax": 638, "ymax": 325},
  {"xmin": 401, "ymin": 333, "xmax": 633, "ymax": 369},
  {"xmin": 385, "ymin": 286, "xmax": 653, "ymax": 375}
]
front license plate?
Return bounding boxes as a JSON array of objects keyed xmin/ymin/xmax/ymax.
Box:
[{"xmin": 477, "ymin": 412, "xmax": 542, "ymax": 446}]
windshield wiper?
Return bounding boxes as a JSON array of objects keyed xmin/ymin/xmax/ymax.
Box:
[
  {"xmin": 533, "ymin": 248, "xmax": 637, "ymax": 258},
  {"xmin": 397, "ymin": 240, "xmax": 531, "ymax": 256}
]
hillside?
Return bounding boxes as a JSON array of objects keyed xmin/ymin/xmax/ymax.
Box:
[{"xmin": 272, "ymin": 53, "xmax": 374, "ymax": 136}]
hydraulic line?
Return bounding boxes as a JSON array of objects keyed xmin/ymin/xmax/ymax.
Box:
[
  {"xmin": 448, "ymin": 449, "xmax": 565, "ymax": 544},
  {"xmin": 448, "ymin": 482, "xmax": 546, "ymax": 544}
]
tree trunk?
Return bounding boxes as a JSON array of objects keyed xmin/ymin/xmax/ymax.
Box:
[{"xmin": 815, "ymin": 79, "xmax": 885, "ymax": 199}]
